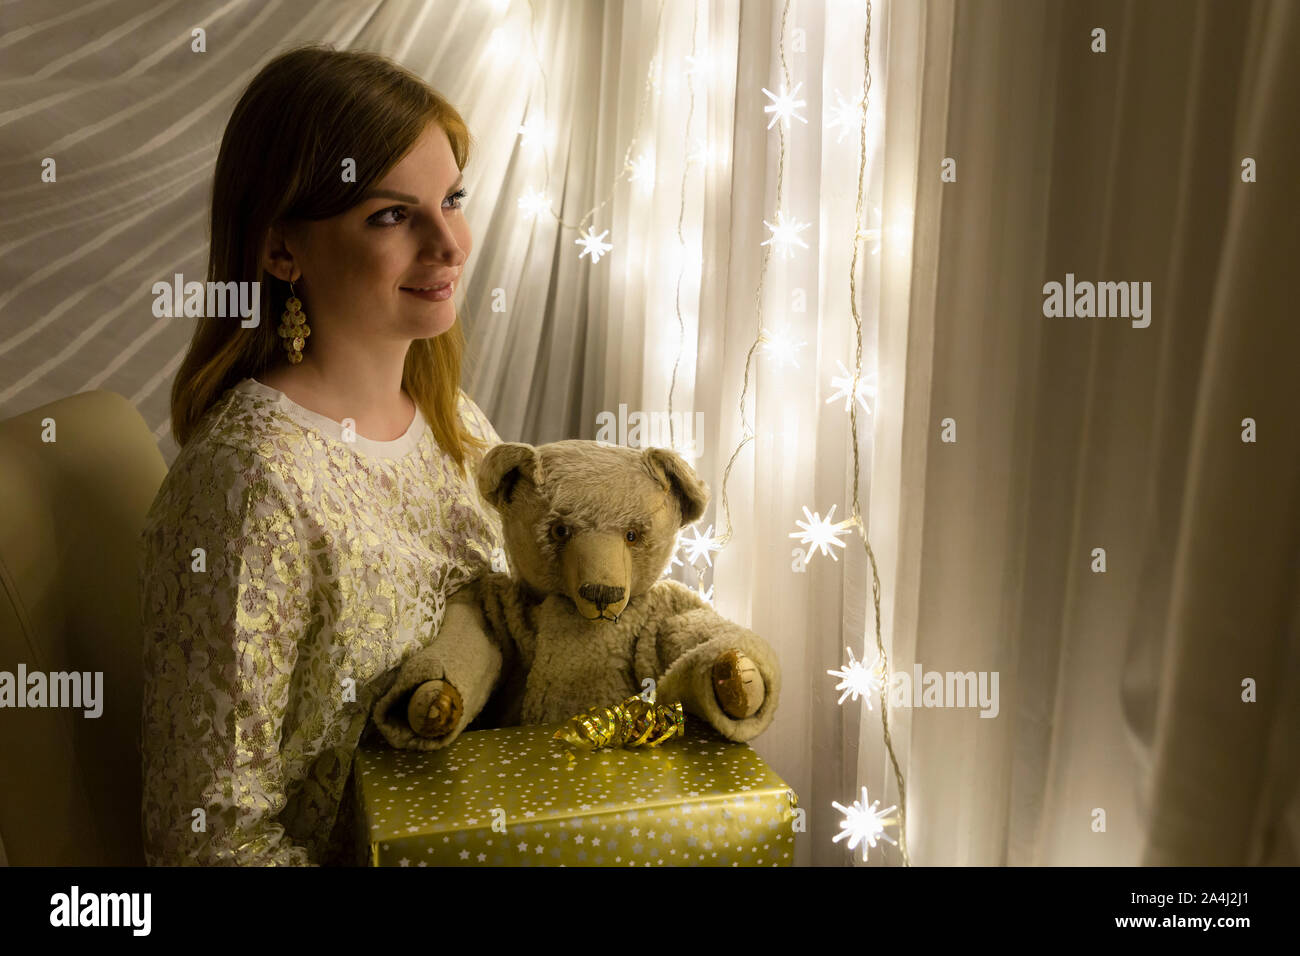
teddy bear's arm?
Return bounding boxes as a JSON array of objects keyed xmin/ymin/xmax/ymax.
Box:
[
  {"xmin": 634, "ymin": 590, "xmax": 781, "ymax": 744},
  {"xmin": 371, "ymin": 580, "xmax": 504, "ymax": 750}
]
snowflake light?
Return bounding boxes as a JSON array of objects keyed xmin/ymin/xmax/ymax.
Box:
[
  {"xmin": 695, "ymin": 582, "xmax": 715, "ymax": 607},
  {"xmin": 686, "ymin": 136, "xmax": 717, "ymax": 167},
  {"xmin": 788, "ymin": 504, "xmax": 855, "ymax": 562},
  {"xmin": 831, "ymin": 787, "xmax": 899, "ymax": 862},
  {"xmin": 827, "ymin": 646, "xmax": 884, "ymax": 707},
  {"xmin": 760, "ymin": 210, "xmax": 812, "ymax": 259},
  {"xmin": 684, "ymin": 53, "xmax": 713, "ymax": 80},
  {"xmin": 681, "ymin": 523, "xmax": 723, "ymax": 568},
  {"xmin": 627, "ymin": 153, "xmax": 655, "ymax": 190},
  {"xmin": 825, "ymin": 88, "xmax": 866, "ymax": 145},
  {"xmin": 517, "ymin": 116, "xmax": 546, "ymax": 148},
  {"xmin": 761, "ymin": 81, "xmax": 808, "ymax": 130},
  {"xmin": 575, "ymin": 226, "xmax": 613, "ymax": 264},
  {"xmin": 517, "ymin": 188, "xmax": 550, "ymax": 220},
  {"xmin": 825, "ymin": 360, "xmax": 876, "ymax": 414},
  {"xmin": 759, "ymin": 323, "xmax": 807, "ymax": 369}
]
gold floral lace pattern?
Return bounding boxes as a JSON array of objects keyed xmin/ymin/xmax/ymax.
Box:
[{"xmin": 139, "ymin": 385, "xmax": 504, "ymax": 865}]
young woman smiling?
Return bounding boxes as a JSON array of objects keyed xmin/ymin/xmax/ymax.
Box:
[{"xmin": 138, "ymin": 45, "xmax": 506, "ymax": 866}]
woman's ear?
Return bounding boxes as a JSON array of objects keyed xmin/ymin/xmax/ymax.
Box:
[
  {"xmin": 478, "ymin": 443, "xmax": 539, "ymax": 510},
  {"xmin": 642, "ymin": 447, "xmax": 710, "ymax": 527},
  {"xmin": 260, "ymin": 221, "xmax": 301, "ymax": 284}
]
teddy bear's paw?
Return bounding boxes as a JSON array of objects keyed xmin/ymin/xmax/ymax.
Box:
[
  {"xmin": 711, "ymin": 649, "xmax": 765, "ymax": 719},
  {"xmin": 407, "ymin": 679, "xmax": 464, "ymax": 738}
]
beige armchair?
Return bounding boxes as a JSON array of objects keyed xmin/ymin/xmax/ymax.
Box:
[{"xmin": 0, "ymin": 390, "xmax": 167, "ymax": 865}]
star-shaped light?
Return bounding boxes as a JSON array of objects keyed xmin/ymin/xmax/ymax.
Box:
[
  {"xmin": 517, "ymin": 116, "xmax": 546, "ymax": 148},
  {"xmin": 827, "ymin": 646, "xmax": 884, "ymax": 707},
  {"xmin": 788, "ymin": 503, "xmax": 855, "ymax": 562},
  {"xmin": 761, "ymin": 81, "xmax": 808, "ymax": 130},
  {"xmin": 759, "ymin": 322, "xmax": 807, "ymax": 369},
  {"xmin": 575, "ymin": 226, "xmax": 613, "ymax": 264},
  {"xmin": 627, "ymin": 153, "xmax": 655, "ymax": 190},
  {"xmin": 681, "ymin": 523, "xmax": 723, "ymax": 568},
  {"xmin": 831, "ymin": 786, "xmax": 898, "ymax": 862},
  {"xmin": 517, "ymin": 188, "xmax": 550, "ymax": 220},
  {"xmin": 760, "ymin": 209, "xmax": 812, "ymax": 259},
  {"xmin": 684, "ymin": 53, "xmax": 713, "ymax": 80},
  {"xmin": 695, "ymin": 582, "xmax": 715, "ymax": 607},
  {"xmin": 687, "ymin": 136, "xmax": 716, "ymax": 168},
  {"xmin": 826, "ymin": 360, "xmax": 876, "ymax": 414},
  {"xmin": 824, "ymin": 88, "xmax": 865, "ymax": 145}
]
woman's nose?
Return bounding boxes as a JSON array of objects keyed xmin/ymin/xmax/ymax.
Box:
[{"xmin": 417, "ymin": 216, "xmax": 467, "ymax": 265}]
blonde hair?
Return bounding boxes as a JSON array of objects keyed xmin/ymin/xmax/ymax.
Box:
[{"xmin": 171, "ymin": 44, "xmax": 488, "ymax": 476}]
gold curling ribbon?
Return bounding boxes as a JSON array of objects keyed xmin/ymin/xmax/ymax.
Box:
[{"xmin": 553, "ymin": 695, "xmax": 686, "ymax": 752}]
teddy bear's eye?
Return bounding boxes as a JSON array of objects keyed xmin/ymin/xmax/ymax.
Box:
[
  {"xmin": 625, "ymin": 529, "xmax": 638, "ymax": 543},
  {"xmin": 551, "ymin": 523, "xmax": 569, "ymax": 541}
]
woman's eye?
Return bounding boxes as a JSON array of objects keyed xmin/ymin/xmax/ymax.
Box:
[
  {"xmin": 368, "ymin": 206, "xmax": 408, "ymax": 227},
  {"xmin": 445, "ymin": 188, "xmax": 468, "ymax": 210}
]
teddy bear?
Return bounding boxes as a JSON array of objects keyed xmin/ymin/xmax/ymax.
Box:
[{"xmin": 371, "ymin": 440, "xmax": 781, "ymax": 751}]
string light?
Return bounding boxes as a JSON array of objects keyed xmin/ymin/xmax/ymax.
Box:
[
  {"xmin": 760, "ymin": 80, "xmax": 808, "ymax": 130},
  {"xmin": 825, "ymin": 88, "xmax": 866, "ymax": 145},
  {"xmin": 760, "ymin": 209, "xmax": 813, "ymax": 259},
  {"xmin": 788, "ymin": 504, "xmax": 855, "ymax": 563},
  {"xmin": 574, "ymin": 226, "xmax": 613, "ymax": 264},
  {"xmin": 680, "ymin": 523, "xmax": 723, "ymax": 568},
  {"xmin": 627, "ymin": 152, "xmax": 656, "ymax": 190},
  {"xmin": 758, "ymin": 323, "xmax": 807, "ymax": 369},
  {"xmin": 827, "ymin": 646, "xmax": 884, "ymax": 708},
  {"xmin": 826, "ymin": 359, "xmax": 876, "ymax": 414},
  {"xmin": 831, "ymin": 787, "xmax": 899, "ymax": 862},
  {"xmin": 517, "ymin": 187, "xmax": 550, "ymax": 220}
]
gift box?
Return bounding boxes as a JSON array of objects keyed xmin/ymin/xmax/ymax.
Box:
[{"xmin": 353, "ymin": 719, "xmax": 799, "ymax": 866}]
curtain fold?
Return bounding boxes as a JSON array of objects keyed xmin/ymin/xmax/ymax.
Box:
[{"xmin": 873, "ymin": 0, "xmax": 1299, "ymax": 865}]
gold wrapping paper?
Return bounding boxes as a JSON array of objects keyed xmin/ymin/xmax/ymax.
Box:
[{"xmin": 354, "ymin": 720, "xmax": 798, "ymax": 866}]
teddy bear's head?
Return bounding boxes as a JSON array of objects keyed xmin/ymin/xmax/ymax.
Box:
[{"xmin": 476, "ymin": 441, "xmax": 708, "ymax": 622}]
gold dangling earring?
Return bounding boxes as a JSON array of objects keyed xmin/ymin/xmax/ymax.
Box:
[{"xmin": 278, "ymin": 279, "xmax": 311, "ymax": 364}]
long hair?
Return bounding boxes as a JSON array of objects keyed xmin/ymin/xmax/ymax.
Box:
[{"xmin": 170, "ymin": 44, "xmax": 488, "ymax": 476}]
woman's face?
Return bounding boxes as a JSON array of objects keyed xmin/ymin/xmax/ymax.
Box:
[{"xmin": 283, "ymin": 122, "xmax": 471, "ymax": 341}]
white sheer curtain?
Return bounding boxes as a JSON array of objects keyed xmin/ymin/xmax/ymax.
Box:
[
  {"xmin": 872, "ymin": 0, "xmax": 1300, "ymax": 865},
  {"xmin": 0, "ymin": 0, "xmax": 889, "ymax": 867}
]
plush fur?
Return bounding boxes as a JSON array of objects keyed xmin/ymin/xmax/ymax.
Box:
[{"xmin": 372, "ymin": 440, "xmax": 781, "ymax": 750}]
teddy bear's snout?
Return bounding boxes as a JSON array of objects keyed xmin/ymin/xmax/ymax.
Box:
[{"xmin": 577, "ymin": 583, "xmax": 626, "ymax": 616}]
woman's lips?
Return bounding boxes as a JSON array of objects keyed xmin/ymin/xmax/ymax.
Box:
[{"xmin": 400, "ymin": 281, "xmax": 453, "ymax": 301}]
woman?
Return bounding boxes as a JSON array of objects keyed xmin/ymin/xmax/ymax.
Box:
[{"xmin": 138, "ymin": 45, "xmax": 506, "ymax": 866}]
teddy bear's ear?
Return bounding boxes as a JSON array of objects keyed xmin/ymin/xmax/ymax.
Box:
[
  {"xmin": 642, "ymin": 447, "xmax": 710, "ymax": 527},
  {"xmin": 478, "ymin": 442, "xmax": 539, "ymax": 510}
]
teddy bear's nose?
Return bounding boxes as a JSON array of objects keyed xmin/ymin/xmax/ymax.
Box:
[{"xmin": 578, "ymin": 583, "xmax": 625, "ymax": 610}]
